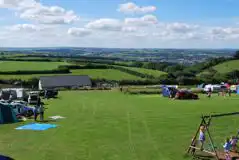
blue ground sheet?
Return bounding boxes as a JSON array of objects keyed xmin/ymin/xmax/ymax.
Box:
[{"xmin": 15, "ymin": 123, "xmax": 57, "ymax": 131}]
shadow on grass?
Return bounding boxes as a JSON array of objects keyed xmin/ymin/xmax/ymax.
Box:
[
  {"xmin": 0, "ymin": 155, "xmax": 15, "ymax": 160},
  {"xmin": 35, "ymin": 119, "xmax": 57, "ymax": 123}
]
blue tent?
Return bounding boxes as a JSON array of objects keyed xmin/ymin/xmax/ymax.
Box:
[
  {"xmin": 162, "ymin": 86, "xmax": 178, "ymax": 97},
  {"xmin": 237, "ymin": 86, "xmax": 239, "ymax": 95},
  {"xmin": 162, "ymin": 87, "xmax": 171, "ymax": 97}
]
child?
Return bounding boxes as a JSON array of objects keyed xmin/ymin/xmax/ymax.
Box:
[
  {"xmin": 199, "ymin": 126, "xmax": 206, "ymax": 151},
  {"xmin": 207, "ymin": 88, "xmax": 212, "ymax": 98},
  {"xmin": 223, "ymin": 138, "xmax": 231, "ymax": 153},
  {"xmin": 230, "ymin": 136, "xmax": 238, "ymax": 153}
]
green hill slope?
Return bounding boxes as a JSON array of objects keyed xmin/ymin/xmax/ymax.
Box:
[
  {"xmin": 213, "ymin": 60, "xmax": 239, "ymax": 73},
  {"xmin": 123, "ymin": 66, "xmax": 167, "ymax": 78},
  {"xmin": 199, "ymin": 60, "xmax": 239, "ymax": 75}
]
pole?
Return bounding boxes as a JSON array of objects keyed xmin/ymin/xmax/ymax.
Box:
[{"xmin": 187, "ymin": 117, "xmax": 204, "ymax": 154}]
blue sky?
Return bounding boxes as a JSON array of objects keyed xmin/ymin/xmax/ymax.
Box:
[{"xmin": 0, "ymin": 0, "xmax": 239, "ymax": 48}]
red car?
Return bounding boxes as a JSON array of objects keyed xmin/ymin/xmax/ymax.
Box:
[{"xmin": 175, "ymin": 90, "xmax": 199, "ymax": 100}]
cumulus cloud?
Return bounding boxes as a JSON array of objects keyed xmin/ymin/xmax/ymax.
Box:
[
  {"xmin": 166, "ymin": 22, "xmax": 198, "ymax": 33},
  {"xmin": 85, "ymin": 18, "xmax": 122, "ymax": 31},
  {"xmin": 8, "ymin": 24, "xmax": 40, "ymax": 32},
  {"xmin": 0, "ymin": 0, "xmax": 79, "ymax": 24},
  {"xmin": 122, "ymin": 26, "xmax": 137, "ymax": 32},
  {"xmin": 19, "ymin": 6, "xmax": 79, "ymax": 24},
  {"xmin": 0, "ymin": 0, "xmax": 36, "ymax": 9},
  {"xmin": 68, "ymin": 27, "xmax": 91, "ymax": 37},
  {"xmin": 125, "ymin": 15, "xmax": 158, "ymax": 26},
  {"xmin": 209, "ymin": 27, "xmax": 239, "ymax": 40},
  {"xmin": 118, "ymin": 2, "xmax": 156, "ymax": 14}
]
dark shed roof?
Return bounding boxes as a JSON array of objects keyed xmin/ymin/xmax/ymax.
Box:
[{"xmin": 39, "ymin": 75, "xmax": 92, "ymax": 89}]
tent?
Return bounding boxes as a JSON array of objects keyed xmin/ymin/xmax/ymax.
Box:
[
  {"xmin": 0, "ymin": 102, "xmax": 18, "ymax": 124},
  {"xmin": 162, "ymin": 86, "xmax": 178, "ymax": 97},
  {"xmin": 237, "ymin": 86, "xmax": 239, "ymax": 95}
]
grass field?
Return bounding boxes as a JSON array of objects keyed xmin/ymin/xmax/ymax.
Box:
[
  {"xmin": 0, "ymin": 61, "xmax": 67, "ymax": 71},
  {"xmin": 123, "ymin": 66, "xmax": 167, "ymax": 78},
  {"xmin": 71, "ymin": 69, "xmax": 142, "ymax": 80},
  {"xmin": 200, "ymin": 60, "xmax": 239, "ymax": 75},
  {"xmin": 213, "ymin": 60, "xmax": 239, "ymax": 73},
  {"xmin": 1, "ymin": 91, "xmax": 239, "ymax": 160},
  {"xmin": 0, "ymin": 69, "xmax": 142, "ymax": 80}
]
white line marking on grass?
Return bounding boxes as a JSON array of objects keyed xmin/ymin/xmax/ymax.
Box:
[
  {"xmin": 127, "ymin": 112, "xmax": 139, "ymax": 160},
  {"xmin": 142, "ymin": 119, "xmax": 161, "ymax": 158}
]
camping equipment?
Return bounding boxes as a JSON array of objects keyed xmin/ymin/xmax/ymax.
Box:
[
  {"xmin": 0, "ymin": 102, "xmax": 18, "ymax": 124},
  {"xmin": 162, "ymin": 86, "xmax": 178, "ymax": 98},
  {"xmin": 11, "ymin": 102, "xmax": 34, "ymax": 117},
  {"xmin": 187, "ymin": 112, "xmax": 239, "ymax": 160},
  {"xmin": 174, "ymin": 90, "xmax": 199, "ymax": 100},
  {"xmin": 15, "ymin": 123, "xmax": 57, "ymax": 131}
]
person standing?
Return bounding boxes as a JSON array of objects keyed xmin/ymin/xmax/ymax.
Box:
[
  {"xmin": 34, "ymin": 105, "xmax": 39, "ymax": 121},
  {"xmin": 39, "ymin": 102, "xmax": 44, "ymax": 122}
]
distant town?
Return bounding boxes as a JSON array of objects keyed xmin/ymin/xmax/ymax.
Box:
[{"xmin": 0, "ymin": 48, "xmax": 236, "ymax": 65}]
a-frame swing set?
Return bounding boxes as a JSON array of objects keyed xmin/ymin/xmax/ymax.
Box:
[{"xmin": 187, "ymin": 112, "xmax": 239, "ymax": 160}]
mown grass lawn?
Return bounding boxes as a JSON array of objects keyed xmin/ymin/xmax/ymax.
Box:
[
  {"xmin": 0, "ymin": 61, "xmax": 67, "ymax": 71},
  {"xmin": 0, "ymin": 91, "xmax": 239, "ymax": 160}
]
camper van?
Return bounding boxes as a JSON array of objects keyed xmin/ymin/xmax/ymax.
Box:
[{"xmin": 28, "ymin": 91, "xmax": 39, "ymax": 104}]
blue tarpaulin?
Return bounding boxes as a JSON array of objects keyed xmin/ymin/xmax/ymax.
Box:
[{"xmin": 15, "ymin": 123, "xmax": 57, "ymax": 131}]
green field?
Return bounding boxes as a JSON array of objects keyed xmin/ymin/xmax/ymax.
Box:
[
  {"xmin": 123, "ymin": 66, "xmax": 167, "ymax": 78},
  {"xmin": 213, "ymin": 60, "xmax": 239, "ymax": 73},
  {"xmin": 200, "ymin": 60, "xmax": 239, "ymax": 75},
  {"xmin": 1, "ymin": 91, "xmax": 239, "ymax": 160},
  {"xmin": 0, "ymin": 61, "xmax": 67, "ymax": 71},
  {"xmin": 0, "ymin": 69, "xmax": 142, "ymax": 80},
  {"xmin": 71, "ymin": 69, "xmax": 142, "ymax": 80}
]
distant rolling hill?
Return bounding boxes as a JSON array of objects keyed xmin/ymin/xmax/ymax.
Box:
[{"xmin": 199, "ymin": 59, "xmax": 239, "ymax": 75}]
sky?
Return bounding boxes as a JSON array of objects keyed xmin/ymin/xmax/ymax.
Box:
[{"xmin": 0, "ymin": 0, "xmax": 239, "ymax": 48}]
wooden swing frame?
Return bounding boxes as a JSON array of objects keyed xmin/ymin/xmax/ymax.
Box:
[{"xmin": 187, "ymin": 112, "xmax": 239, "ymax": 160}]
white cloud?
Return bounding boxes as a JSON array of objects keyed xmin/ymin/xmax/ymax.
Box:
[
  {"xmin": 125, "ymin": 15, "xmax": 158, "ymax": 26},
  {"xmin": 209, "ymin": 27, "xmax": 239, "ymax": 40},
  {"xmin": 85, "ymin": 18, "xmax": 122, "ymax": 31},
  {"xmin": 118, "ymin": 2, "xmax": 156, "ymax": 14},
  {"xmin": 8, "ymin": 24, "xmax": 40, "ymax": 32},
  {"xmin": 166, "ymin": 22, "xmax": 198, "ymax": 33},
  {"xmin": 0, "ymin": 0, "xmax": 79, "ymax": 24},
  {"xmin": 0, "ymin": 0, "xmax": 38, "ymax": 10},
  {"xmin": 68, "ymin": 27, "xmax": 91, "ymax": 37},
  {"xmin": 122, "ymin": 26, "xmax": 137, "ymax": 32},
  {"xmin": 19, "ymin": 5, "xmax": 79, "ymax": 24}
]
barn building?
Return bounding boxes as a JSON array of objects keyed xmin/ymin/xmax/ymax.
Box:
[{"xmin": 39, "ymin": 75, "xmax": 92, "ymax": 90}]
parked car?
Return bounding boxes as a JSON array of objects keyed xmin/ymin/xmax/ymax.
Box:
[
  {"xmin": 175, "ymin": 90, "xmax": 199, "ymax": 100},
  {"xmin": 42, "ymin": 89, "xmax": 58, "ymax": 99},
  {"xmin": 11, "ymin": 102, "xmax": 35, "ymax": 117},
  {"xmin": 28, "ymin": 91, "xmax": 39, "ymax": 104}
]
